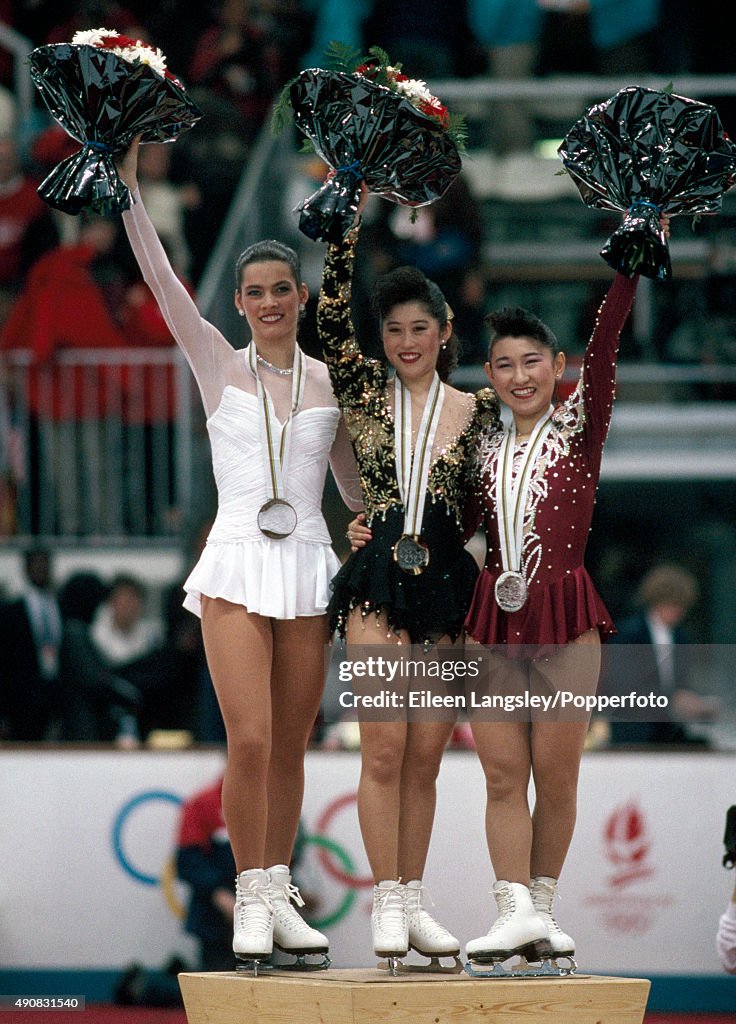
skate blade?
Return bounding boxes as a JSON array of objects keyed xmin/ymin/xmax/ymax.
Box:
[
  {"xmin": 376, "ymin": 956, "xmax": 410, "ymax": 977},
  {"xmin": 464, "ymin": 953, "xmax": 578, "ymax": 979},
  {"xmin": 380, "ymin": 950, "xmax": 463, "ymax": 974},
  {"xmin": 548, "ymin": 954, "xmax": 577, "ymax": 976},
  {"xmin": 270, "ymin": 950, "xmax": 332, "ymax": 972},
  {"xmin": 234, "ymin": 955, "xmax": 275, "ymax": 977}
]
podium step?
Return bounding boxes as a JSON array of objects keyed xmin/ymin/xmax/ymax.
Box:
[{"xmin": 178, "ymin": 967, "xmax": 650, "ymax": 1024}]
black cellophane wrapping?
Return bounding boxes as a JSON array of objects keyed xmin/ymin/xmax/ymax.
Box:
[
  {"xmin": 290, "ymin": 68, "xmax": 462, "ymax": 244},
  {"xmin": 29, "ymin": 43, "xmax": 202, "ymax": 216},
  {"xmin": 559, "ymin": 86, "xmax": 736, "ymax": 279}
]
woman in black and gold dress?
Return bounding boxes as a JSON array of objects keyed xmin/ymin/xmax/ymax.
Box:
[{"xmin": 318, "ymin": 213, "xmax": 500, "ymax": 963}]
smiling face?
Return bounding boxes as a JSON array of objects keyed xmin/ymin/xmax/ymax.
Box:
[
  {"xmin": 485, "ymin": 335, "xmax": 565, "ymax": 430},
  {"xmin": 381, "ymin": 300, "xmax": 450, "ymax": 386},
  {"xmin": 234, "ymin": 260, "xmax": 307, "ymax": 347}
]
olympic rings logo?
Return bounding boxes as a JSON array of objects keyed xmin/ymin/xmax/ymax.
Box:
[
  {"xmin": 111, "ymin": 789, "xmax": 369, "ymax": 929},
  {"xmin": 112, "ymin": 790, "xmax": 186, "ymax": 919}
]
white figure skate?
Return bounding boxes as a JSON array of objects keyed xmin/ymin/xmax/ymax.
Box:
[
  {"xmin": 267, "ymin": 864, "xmax": 331, "ymax": 970},
  {"xmin": 233, "ymin": 868, "xmax": 274, "ymax": 975},
  {"xmin": 530, "ymin": 875, "xmax": 577, "ymax": 974},
  {"xmin": 464, "ymin": 881, "xmax": 561, "ymax": 978},
  {"xmin": 372, "ymin": 880, "xmax": 408, "ymax": 975},
  {"xmin": 382, "ymin": 880, "xmax": 462, "ymax": 974}
]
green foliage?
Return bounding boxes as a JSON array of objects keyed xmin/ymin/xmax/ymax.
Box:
[
  {"xmin": 447, "ymin": 112, "xmax": 468, "ymax": 153},
  {"xmin": 324, "ymin": 40, "xmax": 366, "ymax": 73},
  {"xmin": 271, "ymin": 40, "xmax": 466, "ymax": 152},
  {"xmin": 271, "ymin": 74, "xmax": 298, "ymax": 137}
]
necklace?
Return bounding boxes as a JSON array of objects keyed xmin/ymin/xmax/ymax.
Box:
[{"xmin": 257, "ymin": 354, "xmax": 293, "ymax": 376}]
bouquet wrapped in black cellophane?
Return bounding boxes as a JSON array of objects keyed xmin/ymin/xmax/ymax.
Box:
[
  {"xmin": 558, "ymin": 86, "xmax": 736, "ymax": 280},
  {"xmin": 29, "ymin": 30, "xmax": 202, "ymax": 216},
  {"xmin": 276, "ymin": 46, "xmax": 465, "ymax": 244}
]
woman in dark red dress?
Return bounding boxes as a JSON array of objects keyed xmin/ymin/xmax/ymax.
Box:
[{"xmin": 463, "ymin": 259, "xmax": 644, "ymax": 968}]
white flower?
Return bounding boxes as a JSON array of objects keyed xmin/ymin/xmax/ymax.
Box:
[
  {"xmin": 72, "ymin": 27, "xmax": 119, "ymax": 47},
  {"xmin": 71, "ymin": 27, "xmax": 168, "ymax": 78},
  {"xmin": 117, "ymin": 43, "xmax": 168, "ymax": 77},
  {"xmin": 395, "ymin": 77, "xmax": 434, "ymax": 106}
]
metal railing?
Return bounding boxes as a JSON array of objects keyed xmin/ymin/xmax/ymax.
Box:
[{"xmin": 1, "ymin": 349, "xmax": 195, "ymax": 540}]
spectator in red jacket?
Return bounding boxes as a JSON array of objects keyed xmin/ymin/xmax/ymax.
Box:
[
  {"xmin": 176, "ymin": 774, "xmax": 236, "ymax": 970},
  {"xmin": 0, "ymin": 136, "xmax": 58, "ymax": 324},
  {"xmin": 0, "ymin": 215, "xmax": 128, "ymax": 534}
]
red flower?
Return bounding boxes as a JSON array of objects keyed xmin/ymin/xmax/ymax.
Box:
[
  {"xmin": 419, "ymin": 98, "xmax": 449, "ymax": 128},
  {"xmin": 90, "ymin": 34, "xmax": 182, "ymax": 85}
]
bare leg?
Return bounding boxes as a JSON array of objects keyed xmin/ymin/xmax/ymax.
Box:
[
  {"xmin": 472, "ymin": 719, "xmax": 533, "ymax": 883},
  {"xmin": 397, "ymin": 662, "xmax": 456, "ymax": 880},
  {"xmin": 347, "ymin": 608, "xmax": 408, "ymax": 881},
  {"xmin": 467, "ymin": 643, "xmax": 533, "ymax": 882},
  {"xmin": 265, "ymin": 613, "xmax": 331, "ymax": 866},
  {"xmin": 200, "ymin": 597, "xmax": 273, "ymax": 871},
  {"xmin": 529, "ymin": 630, "xmax": 599, "ymax": 878}
]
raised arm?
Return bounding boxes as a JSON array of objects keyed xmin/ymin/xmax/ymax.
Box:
[
  {"xmin": 579, "ymin": 272, "xmax": 638, "ymax": 450},
  {"xmin": 579, "ymin": 217, "xmax": 670, "ymax": 450},
  {"xmin": 317, "ymin": 223, "xmax": 385, "ymax": 414},
  {"xmin": 118, "ymin": 140, "xmax": 231, "ymax": 413}
]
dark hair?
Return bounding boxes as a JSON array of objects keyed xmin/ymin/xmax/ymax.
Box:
[
  {"xmin": 235, "ymin": 240, "xmax": 302, "ymax": 288},
  {"xmin": 23, "ymin": 546, "xmax": 50, "ymax": 573},
  {"xmin": 486, "ymin": 306, "xmax": 559, "ymax": 361},
  {"xmin": 372, "ymin": 265, "xmax": 459, "ymax": 382},
  {"xmin": 110, "ymin": 573, "xmax": 146, "ymax": 598},
  {"xmin": 58, "ymin": 572, "xmax": 109, "ymax": 624}
]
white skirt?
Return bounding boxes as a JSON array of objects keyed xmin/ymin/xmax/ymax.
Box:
[{"xmin": 183, "ymin": 537, "xmax": 341, "ymax": 619}]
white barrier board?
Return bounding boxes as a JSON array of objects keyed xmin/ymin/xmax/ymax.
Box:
[{"xmin": 0, "ymin": 749, "xmax": 731, "ymax": 975}]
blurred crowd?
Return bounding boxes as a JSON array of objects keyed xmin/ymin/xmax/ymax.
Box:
[
  {"xmin": 0, "ymin": 0, "xmax": 733, "ymax": 366},
  {"xmin": 0, "ymin": 544, "xmax": 725, "ymax": 749},
  {"xmin": 0, "ymin": 545, "xmax": 222, "ymax": 743},
  {"xmin": 0, "ymin": 0, "xmax": 732, "ymax": 296}
]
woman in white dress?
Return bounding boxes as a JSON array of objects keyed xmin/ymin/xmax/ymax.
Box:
[{"xmin": 118, "ymin": 140, "xmax": 362, "ymax": 964}]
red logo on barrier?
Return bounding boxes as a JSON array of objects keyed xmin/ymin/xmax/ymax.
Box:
[{"xmin": 604, "ymin": 801, "xmax": 654, "ymax": 887}]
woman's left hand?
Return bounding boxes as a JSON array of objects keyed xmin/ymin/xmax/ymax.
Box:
[{"xmin": 346, "ymin": 512, "xmax": 372, "ymax": 551}]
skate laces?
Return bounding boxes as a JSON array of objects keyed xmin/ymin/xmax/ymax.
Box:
[
  {"xmin": 272, "ymin": 878, "xmax": 306, "ymax": 909},
  {"xmin": 532, "ymin": 881, "xmax": 557, "ymax": 914},
  {"xmin": 236, "ymin": 878, "xmax": 273, "ymax": 932},
  {"xmin": 374, "ymin": 882, "xmax": 407, "ymax": 927},
  {"xmin": 532, "ymin": 879, "xmax": 566, "ymax": 936},
  {"xmin": 406, "ymin": 884, "xmax": 448, "ymax": 938},
  {"xmin": 492, "ymin": 884, "xmax": 517, "ymax": 925}
]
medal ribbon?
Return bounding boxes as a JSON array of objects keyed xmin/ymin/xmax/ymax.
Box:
[
  {"xmin": 394, "ymin": 372, "xmax": 445, "ymax": 538},
  {"xmin": 495, "ymin": 407, "xmax": 555, "ymax": 575},
  {"xmin": 247, "ymin": 342, "xmax": 306, "ymax": 504}
]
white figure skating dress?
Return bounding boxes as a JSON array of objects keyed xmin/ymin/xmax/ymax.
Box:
[{"xmin": 122, "ymin": 191, "xmax": 362, "ymax": 619}]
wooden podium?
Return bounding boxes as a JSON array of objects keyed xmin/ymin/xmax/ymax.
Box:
[{"xmin": 178, "ymin": 968, "xmax": 650, "ymax": 1024}]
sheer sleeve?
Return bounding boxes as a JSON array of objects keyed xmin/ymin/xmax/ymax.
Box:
[
  {"xmin": 329, "ymin": 413, "xmax": 364, "ymax": 512},
  {"xmin": 121, "ymin": 189, "xmax": 232, "ymax": 417}
]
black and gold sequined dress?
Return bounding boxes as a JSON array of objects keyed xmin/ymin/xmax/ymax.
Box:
[{"xmin": 317, "ymin": 232, "xmax": 500, "ymax": 645}]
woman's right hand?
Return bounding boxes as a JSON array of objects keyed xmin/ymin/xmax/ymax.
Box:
[
  {"xmin": 346, "ymin": 512, "xmax": 372, "ymax": 551},
  {"xmin": 356, "ymin": 180, "xmax": 369, "ymax": 218},
  {"xmin": 325, "ymin": 169, "xmax": 368, "ymax": 226},
  {"xmin": 116, "ymin": 135, "xmax": 142, "ymax": 191}
]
